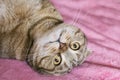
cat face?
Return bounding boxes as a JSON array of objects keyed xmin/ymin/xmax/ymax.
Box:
[{"xmin": 28, "ymin": 23, "xmax": 90, "ymax": 75}]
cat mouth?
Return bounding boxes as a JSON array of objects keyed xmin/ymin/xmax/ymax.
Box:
[{"xmin": 58, "ymin": 30, "xmax": 68, "ymax": 52}]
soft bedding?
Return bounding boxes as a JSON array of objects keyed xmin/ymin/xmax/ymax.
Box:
[{"xmin": 0, "ymin": 0, "xmax": 120, "ymax": 80}]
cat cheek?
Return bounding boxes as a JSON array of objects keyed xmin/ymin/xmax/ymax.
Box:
[
  {"xmin": 26, "ymin": 53, "xmax": 34, "ymax": 67},
  {"xmin": 39, "ymin": 58, "xmax": 55, "ymax": 70}
]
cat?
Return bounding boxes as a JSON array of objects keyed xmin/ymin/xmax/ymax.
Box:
[{"xmin": 0, "ymin": 0, "xmax": 90, "ymax": 75}]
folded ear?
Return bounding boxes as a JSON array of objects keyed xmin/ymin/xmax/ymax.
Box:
[
  {"xmin": 83, "ymin": 47, "xmax": 92, "ymax": 58},
  {"xmin": 78, "ymin": 49, "xmax": 91, "ymax": 65},
  {"xmin": 86, "ymin": 49, "xmax": 92, "ymax": 57}
]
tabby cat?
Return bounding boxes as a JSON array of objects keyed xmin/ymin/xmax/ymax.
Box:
[{"xmin": 0, "ymin": 0, "xmax": 90, "ymax": 75}]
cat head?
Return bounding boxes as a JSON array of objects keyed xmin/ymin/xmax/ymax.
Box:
[{"xmin": 27, "ymin": 23, "xmax": 90, "ymax": 75}]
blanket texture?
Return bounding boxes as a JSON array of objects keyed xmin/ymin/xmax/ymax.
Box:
[{"xmin": 0, "ymin": 0, "xmax": 120, "ymax": 80}]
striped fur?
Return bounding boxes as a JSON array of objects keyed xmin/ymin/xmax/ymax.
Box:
[{"xmin": 0, "ymin": 0, "xmax": 90, "ymax": 75}]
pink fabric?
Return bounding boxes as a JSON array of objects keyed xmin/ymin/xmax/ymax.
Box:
[{"xmin": 0, "ymin": 0, "xmax": 120, "ymax": 80}]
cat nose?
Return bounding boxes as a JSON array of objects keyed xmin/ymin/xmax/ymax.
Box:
[{"xmin": 59, "ymin": 43, "xmax": 68, "ymax": 52}]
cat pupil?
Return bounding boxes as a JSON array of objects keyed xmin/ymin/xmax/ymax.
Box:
[
  {"xmin": 73, "ymin": 44, "xmax": 77, "ymax": 48},
  {"xmin": 55, "ymin": 58, "xmax": 59, "ymax": 62}
]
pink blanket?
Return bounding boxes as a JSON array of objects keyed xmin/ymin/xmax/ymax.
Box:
[{"xmin": 0, "ymin": 0, "xmax": 120, "ymax": 80}]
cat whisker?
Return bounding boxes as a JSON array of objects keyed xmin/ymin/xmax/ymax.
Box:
[{"xmin": 72, "ymin": 8, "xmax": 81, "ymax": 25}]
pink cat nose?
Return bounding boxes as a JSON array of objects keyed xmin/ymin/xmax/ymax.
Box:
[{"xmin": 59, "ymin": 43, "xmax": 68, "ymax": 52}]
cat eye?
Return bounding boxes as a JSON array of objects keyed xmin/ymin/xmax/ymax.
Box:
[
  {"xmin": 53, "ymin": 55, "xmax": 62, "ymax": 66},
  {"xmin": 70, "ymin": 42, "xmax": 80, "ymax": 50}
]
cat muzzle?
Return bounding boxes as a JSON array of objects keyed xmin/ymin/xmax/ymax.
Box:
[{"xmin": 59, "ymin": 43, "xmax": 68, "ymax": 53}]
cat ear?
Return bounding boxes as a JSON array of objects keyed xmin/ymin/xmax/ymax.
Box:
[
  {"xmin": 86, "ymin": 49, "xmax": 92, "ymax": 57},
  {"xmin": 82, "ymin": 47, "xmax": 92, "ymax": 58},
  {"xmin": 78, "ymin": 48, "xmax": 91, "ymax": 65}
]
